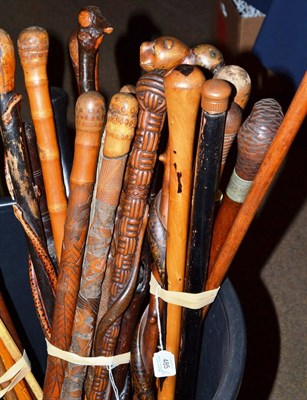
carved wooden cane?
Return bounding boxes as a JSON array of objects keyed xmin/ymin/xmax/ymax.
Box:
[
  {"xmin": 208, "ymin": 98, "xmax": 284, "ymax": 277},
  {"xmin": 60, "ymin": 92, "xmax": 138, "ymax": 399},
  {"xmin": 140, "ymin": 37, "xmax": 224, "ymax": 75},
  {"xmin": 43, "ymin": 91, "xmax": 106, "ymax": 399},
  {"xmin": 87, "ymin": 70, "xmax": 167, "ymax": 400},
  {"xmin": 205, "ymin": 71, "xmax": 307, "ymax": 307},
  {"xmin": 77, "ymin": 5, "xmax": 113, "ymax": 93},
  {"xmin": 155, "ymin": 65, "xmax": 205, "ymax": 400},
  {"xmin": 175, "ymin": 79, "xmax": 231, "ymax": 399},
  {"xmin": 0, "ymin": 28, "xmax": 56, "ymax": 337},
  {"xmin": 18, "ymin": 26, "xmax": 67, "ymax": 264}
]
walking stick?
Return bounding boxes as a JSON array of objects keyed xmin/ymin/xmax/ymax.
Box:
[
  {"xmin": 205, "ymin": 71, "xmax": 307, "ymax": 303},
  {"xmin": 175, "ymin": 79, "xmax": 231, "ymax": 399},
  {"xmin": 0, "ymin": 28, "xmax": 56, "ymax": 337},
  {"xmin": 87, "ymin": 70, "xmax": 167, "ymax": 400},
  {"xmin": 208, "ymin": 98, "xmax": 284, "ymax": 276},
  {"xmin": 157, "ymin": 65, "xmax": 205, "ymax": 400},
  {"xmin": 18, "ymin": 26, "xmax": 67, "ymax": 264},
  {"xmin": 60, "ymin": 91, "xmax": 137, "ymax": 399},
  {"xmin": 77, "ymin": 5, "xmax": 113, "ymax": 93},
  {"xmin": 43, "ymin": 91, "xmax": 106, "ymax": 399}
]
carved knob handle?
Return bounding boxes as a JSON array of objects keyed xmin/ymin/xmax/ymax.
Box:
[{"xmin": 0, "ymin": 28, "xmax": 15, "ymax": 94}]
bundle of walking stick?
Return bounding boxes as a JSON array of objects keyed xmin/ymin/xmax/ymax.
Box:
[{"xmin": 0, "ymin": 5, "xmax": 306, "ymax": 400}]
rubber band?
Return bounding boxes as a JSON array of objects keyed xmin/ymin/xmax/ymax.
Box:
[
  {"xmin": 45, "ymin": 339, "xmax": 130, "ymax": 367},
  {"xmin": 0, "ymin": 350, "xmax": 31, "ymax": 397},
  {"xmin": 149, "ymin": 274, "xmax": 219, "ymax": 309}
]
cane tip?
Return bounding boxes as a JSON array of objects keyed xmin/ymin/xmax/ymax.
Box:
[{"xmin": 201, "ymin": 79, "xmax": 232, "ymax": 114}]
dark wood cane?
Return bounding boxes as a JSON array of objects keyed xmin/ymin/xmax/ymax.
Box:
[
  {"xmin": 175, "ymin": 79, "xmax": 231, "ymax": 399},
  {"xmin": 43, "ymin": 91, "xmax": 106, "ymax": 399},
  {"xmin": 77, "ymin": 5, "xmax": 113, "ymax": 94}
]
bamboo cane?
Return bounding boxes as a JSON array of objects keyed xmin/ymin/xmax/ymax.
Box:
[
  {"xmin": 43, "ymin": 91, "xmax": 106, "ymax": 399},
  {"xmin": 18, "ymin": 26, "xmax": 67, "ymax": 264},
  {"xmin": 205, "ymin": 72, "xmax": 307, "ymax": 303},
  {"xmin": 157, "ymin": 65, "xmax": 205, "ymax": 400}
]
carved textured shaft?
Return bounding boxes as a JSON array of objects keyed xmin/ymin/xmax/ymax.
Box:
[
  {"xmin": 175, "ymin": 79, "xmax": 231, "ymax": 400},
  {"xmin": 88, "ymin": 70, "xmax": 166, "ymax": 400},
  {"xmin": 158, "ymin": 65, "xmax": 205, "ymax": 400},
  {"xmin": 77, "ymin": 5, "xmax": 113, "ymax": 93},
  {"xmin": 43, "ymin": 91, "xmax": 105, "ymax": 400},
  {"xmin": 208, "ymin": 98, "xmax": 284, "ymax": 276},
  {"xmin": 60, "ymin": 92, "xmax": 137, "ymax": 400},
  {"xmin": 205, "ymin": 71, "xmax": 307, "ymax": 302},
  {"xmin": 18, "ymin": 26, "xmax": 67, "ymax": 263},
  {"xmin": 0, "ymin": 28, "xmax": 55, "ymax": 336}
]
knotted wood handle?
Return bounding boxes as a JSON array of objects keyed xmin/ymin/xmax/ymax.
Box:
[
  {"xmin": 43, "ymin": 91, "xmax": 106, "ymax": 399},
  {"xmin": 159, "ymin": 65, "xmax": 205, "ymax": 400},
  {"xmin": 18, "ymin": 26, "xmax": 67, "ymax": 263}
]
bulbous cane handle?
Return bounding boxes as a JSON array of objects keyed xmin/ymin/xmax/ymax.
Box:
[
  {"xmin": 214, "ymin": 64, "xmax": 251, "ymax": 110},
  {"xmin": 235, "ymin": 98, "xmax": 284, "ymax": 181}
]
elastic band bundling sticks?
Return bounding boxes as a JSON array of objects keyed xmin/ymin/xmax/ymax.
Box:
[{"xmin": 0, "ymin": 350, "xmax": 31, "ymax": 397}]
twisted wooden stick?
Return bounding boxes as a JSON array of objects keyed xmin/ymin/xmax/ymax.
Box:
[
  {"xmin": 77, "ymin": 5, "xmax": 113, "ymax": 93},
  {"xmin": 43, "ymin": 91, "xmax": 106, "ymax": 399},
  {"xmin": 18, "ymin": 26, "xmax": 67, "ymax": 263}
]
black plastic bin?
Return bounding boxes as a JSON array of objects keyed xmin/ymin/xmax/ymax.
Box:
[{"xmin": 0, "ymin": 197, "xmax": 246, "ymax": 396}]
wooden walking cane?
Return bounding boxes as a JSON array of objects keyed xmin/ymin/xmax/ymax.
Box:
[
  {"xmin": 208, "ymin": 98, "xmax": 284, "ymax": 276},
  {"xmin": 0, "ymin": 28, "xmax": 56, "ymax": 337},
  {"xmin": 156, "ymin": 65, "xmax": 205, "ymax": 400},
  {"xmin": 18, "ymin": 26, "xmax": 67, "ymax": 264},
  {"xmin": 43, "ymin": 91, "xmax": 106, "ymax": 399},
  {"xmin": 205, "ymin": 71, "xmax": 307, "ymax": 306},
  {"xmin": 175, "ymin": 79, "xmax": 232, "ymax": 400},
  {"xmin": 60, "ymin": 91, "xmax": 138, "ymax": 399},
  {"xmin": 77, "ymin": 5, "xmax": 113, "ymax": 94},
  {"xmin": 87, "ymin": 70, "xmax": 167, "ymax": 400}
]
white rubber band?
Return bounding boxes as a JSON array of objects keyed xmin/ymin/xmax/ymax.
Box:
[
  {"xmin": 149, "ymin": 274, "xmax": 219, "ymax": 309},
  {"xmin": 226, "ymin": 169, "xmax": 253, "ymax": 203},
  {"xmin": 0, "ymin": 350, "xmax": 31, "ymax": 397},
  {"xmin": 46, "ymin": 339, "xmax": 130, "ymax": 367}
]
